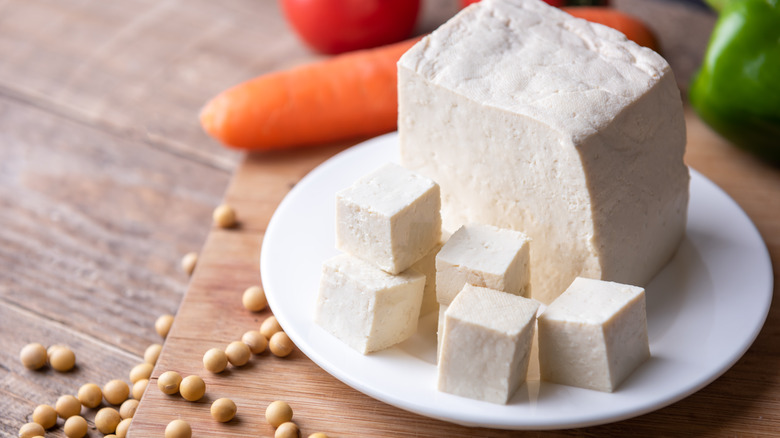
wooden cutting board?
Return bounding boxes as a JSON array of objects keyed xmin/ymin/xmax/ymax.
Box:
[{"xmin": 129, "ymin": 109, "xmax": 780, "ymax": 437}]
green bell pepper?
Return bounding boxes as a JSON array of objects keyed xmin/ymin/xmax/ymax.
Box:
[{"xmin": 689, "ymin": 0, "xmax": 780, "ymax": 164}]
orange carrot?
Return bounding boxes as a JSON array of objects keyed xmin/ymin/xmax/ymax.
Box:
[
  {"xmin": 564, "ymin": 7, "xmax": 660, "ymax": 52},
  {"xmin": 200, "ymin": 37, "xmax": 419, "ymax": 151}
]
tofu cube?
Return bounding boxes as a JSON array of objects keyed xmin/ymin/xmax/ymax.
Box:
[
  {"xmin": 436, "ymin": 303, "xmax": 448, "ymax": 361},
  {"xmin": 538, "ymin": 277, "xmax": 650, "ymax": 392},
  {"xmin": 314, "ymin": 254, "xmax": 425, "ymax": 354},
  {"xmin": 438, "ymin": 284, "xmax": 539, "ymax": 404},
  {"xmin": 436, "ymin": 224, "xmax": 530, "ymax": 306},
  {"xmin": 409, "ymin": 237, "xmax": 446, "ymax": 318},
  {"xmin": 336, "ymin": 163, "xmax": 441, "ymax": 275}
]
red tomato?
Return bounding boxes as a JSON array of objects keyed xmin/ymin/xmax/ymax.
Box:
[{"xmin": 281, "ymin": 0, "xmax": 421, "ymax": 55}]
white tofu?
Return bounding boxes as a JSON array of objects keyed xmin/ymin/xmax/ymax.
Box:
[
  {"xmin": 314, "ymin": 254, "xmax": 426, "ymax": 354},
  {"xmin": 435, "ymin": 224, "xmax": 530, "ymax": 306},
  {"xmin": 438, "ymin": 284, "xmax": 539, "ymax": 404},
  {"xmin": 538, "ymin": 277, "xmax": 650, "ymax": 392},
  {"xmin": 436, "ymin": 303, "xmax": 448, "ymax": 362},
  {"xmin": 409, "ymin": 234, "xmax": 448, "ymax": 318},
  {"xmin": 398, "ymin": 0, "xmax": 689, "ymax": 304},
  {"xmin": 336, "ymin": 163, "xmax": 441, "ymax": 275}
]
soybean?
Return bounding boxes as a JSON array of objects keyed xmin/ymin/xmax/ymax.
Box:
[
  {"xmin": 48, "ymin": 345, "xmax": 76, "ymax": 372},
  {"xmin": 155, "ymin": 314, "xmax": 175, "ymax": 338},
  {"xmin": 242, "ymin": 285, "xmax": 267, "ymax": 312},
  {"xmin": 179, "ymin": 375, "xmax": 206, "ymax": 402},
  {"xmin": 158, "ymin": 370, "xmax": 182, "ymax": 395},
  {"xmin": 211, "ymin": 397, "xmax": 237, "ymax": 423},
  {"xmin": 144, "ymin": 343, "xmax": 163, "ymax": 364},
  {"xmin": 275, "ymin": 422, "xmax": 299, "ymax": 438},
  {"xmin": 63, "ymin": 415, "xmax": 88, "ymax": 438},
  {"xmin": 132, "ymin": 378, "xmax": 149, "ymax": 400},
  {"xmin": 119, "ymin": 398, "xmax": 139, "ymax": 419},
  {"xmin": 260, "ymin": 316, "xmax": 283, "ymax": 339},
  {"xmin": 165, "ymin": 419, "xmax": 192, "ymax": 438},
  {"xmin": 225, "ymin": 341, "xmax": 251, "ymax": 367},
  {"xmin": 203, "ymin": 348, "xmax": 228, "ymax": 373},
  {"xmin": 20, "ymin": 343, "xmax": 47, "ymax": 370},
  {"xmin": 213, "ymin": 204, "xmax": 237, "ymax": 228},
  {"xmin": 77, "ymin": 383, "xmax": 102, "ymax": 409},
  {"xmin": 32, "ymin": 404, "xmax": 57, "ymax": 429},
  {"xmin": 103, "ymin": 379, "xmax": 130, "ymax": 405},
  {"xmin": 265, "ymin": 400, "xmax": 293, "ymax": 428},
  {"xmin": 242, "ymin": 330, "xmax": 268, "ymax": 354},
  {"xmin": 270, "ymin": 332, "xmax": 295, "ymax": 358},
  {"xmin": 181, "ymin": 251, "xmax": 198, "ymax": 275},
  {"xmin": 129, "ymin": 362, "xmax": 154, "ymax": 383},
  {"xmin": 55, "ymin": 394, "xmax": 81, "ymax": 419},
  {"xmin": 116, "ymin": 418, "xmax": 132, "ymax": 438},
  {"xmin": 18, "ymin": 422, "xmax": 45, "ymax": 438},
  {"xmin": 95, "ymin": 407, "xmax": 121, "ymax": 434}
]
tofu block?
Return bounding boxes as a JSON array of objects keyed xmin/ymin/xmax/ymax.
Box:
[
  {"xmin": 336, "ymin": 163, "xmax": 441, "ymax": 275},
  {"xmin": 436, "ymin": 224, "xmax": 530, "ymax": 306},
  {"xmin": 409, "ymin": 237, "xmax": 447, "ymax": 318},
  {"xmin": 436, "ymin": 303, "xmax": 448, "ymax": 362},
  {"xmin": 314, "ymin": 254, "xmax": 426, "ymax": 354},
  {"xmin": 438, "ymin": 284, "xmax": 539, "ymax": 404},
  {"xmin": 538, "ymin": 277, "xmax": 650, "ymax": 392},
  {"xmin": 398, "ymin": 0, "xmax": 689, "ymax": 304}
]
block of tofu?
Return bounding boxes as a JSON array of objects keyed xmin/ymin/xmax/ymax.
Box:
[
  {"xmin": 436, "ymin": 224, "xmax": 530, "ymax": 306},
  {"xmin": 398, "ymin": 0, "xmax": 689, "ymax": 304},
  {"xmin": 438, "ymin": 284, "xmax": 539, "ymax": 404},
  {"xmin": 409, "ymin": 235, "xmax": 448, "ymax": 318},
  {"xmin": 538, "ymin": 277, "xmax": 649, "ymax": 392},
  {"xmin": 336, "ymin": 163, "xmax": 442, "ymax": 275},
  {"xmin": 436, "ymin": 303, "xmax": 448, "ymax": 361},
  {"xmin": 314, "ymin": 254, "xmax": 426, "ymax": 354}
]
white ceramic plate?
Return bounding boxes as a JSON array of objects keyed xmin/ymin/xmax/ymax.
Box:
[{"xmin": 260, "ymin": 133, "xmax": 773, "ymax": 430}]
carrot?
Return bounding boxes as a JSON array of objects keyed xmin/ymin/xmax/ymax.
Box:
[
  {"xmin": 200, "ymin": 37, "xmax": 420, "ymax": 151},
  {"xmin": 564, "ymin": 7, "xmax": 660, "ymax": 52}
]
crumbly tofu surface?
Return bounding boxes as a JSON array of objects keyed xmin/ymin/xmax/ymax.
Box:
[
  {"xmin": 336, "ymin": 163, "xmax": 441, "ymax": 275},
  {"xmin": 538, "ymin": 277, "xmax": 650, "ymax": 392},
  {"xmin": 436, "ymin": 224, "xmax": 530, "ymax": 306},
  {"xmin": 438, "ymin": 284, "xmax": 539, "ymax": 404},
  {"xmin": 314, "ymin": 254, "xmax": 426, "ymax": 354},
  {"xmin": 398, "ymin": 0, "xmax": 689, "ymax": 304}
]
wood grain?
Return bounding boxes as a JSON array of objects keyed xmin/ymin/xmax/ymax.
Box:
[{"xmin": 0, "ymin": 0, "xmax": 314, "ymax": 171}]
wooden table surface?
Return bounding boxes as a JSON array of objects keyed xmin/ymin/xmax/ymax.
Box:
[{"xmin": 3, "ymin": 0, "xmax": 778, "ymax": 437}]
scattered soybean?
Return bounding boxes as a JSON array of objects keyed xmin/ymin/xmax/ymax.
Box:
[
  {"xmin": 242, "ymin": 285, "xmax": 267, "ymax": 312},
  {"xmin": 158, "ymin": 371, "xmax": 182, "ymax": 395},
  {"xmin": 203, "ymin": 348, "xmax": 228, "ymax": 373},
  {"xmin": 260, "ymin": 316, "xmax": 283, "ymax": 339},
  {"xmin": 242, "ymin": 330, "xmax": 268, "ymax": 354},
  {"xmin": 265, "ymin": 400, "xmax": 293, "ymax": 428},
  {"xmin": 225, "ymin": 341, "xmax": 251, "ymax": 367},
  {"xmin": 270, "ymin": 332, "xmax": 295, "ymax": 358},
  {"xmin": 211, "ymin": 397, "xmax": 237, "ymax": 423},
  {"xmin": 165, "ymin": 419, "xmax": 192, "ymax": 438},
  {"xmin": 179, "ymin": 375, "xmax": 206, "ymax": 402},
  {"xmin": 19, "ymin": 343, "xmax": 47, "ymax": 370},
  {"xmin": 155, "ymin": 314, "xmax": 175, "ymax": 339}
]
